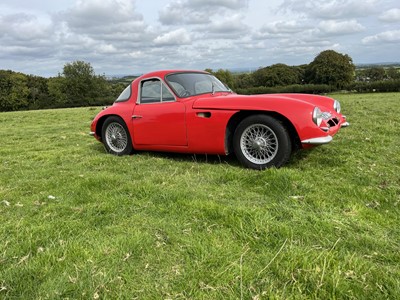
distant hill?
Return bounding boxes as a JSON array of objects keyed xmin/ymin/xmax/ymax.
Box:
[
  {"xmin": 104, "ymin": 63, "xmax": 400, "ymax": 80},
  {"xmin": 106, "ymin": 75, "xmax": 140, "ymax": 84},
  {"xmin": 355, "ymin": 62, "xmax": 400, "ymax": 69}
]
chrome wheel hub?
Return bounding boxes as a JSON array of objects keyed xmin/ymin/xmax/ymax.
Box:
[
  {"xmin": 240, "ymin": 124, "xmax": 278, "ymax": 164},
  {"xmin": 252, "ymin": 137, "xmax": 267, "ymax": 150}
]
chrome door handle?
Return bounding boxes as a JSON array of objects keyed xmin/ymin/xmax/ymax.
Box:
[{"xmin": 132, "ymin": 115, "xmax": 143, "ymax": 119}]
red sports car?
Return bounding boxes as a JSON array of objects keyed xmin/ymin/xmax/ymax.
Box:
[{"xmin": 90, "ymin": 70, "xmax": 349, "ymax": 169}]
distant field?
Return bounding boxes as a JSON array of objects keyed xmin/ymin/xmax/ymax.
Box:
[{"xmin": 0, "ymin": 93, "xmax": 399, "ymax": 299}]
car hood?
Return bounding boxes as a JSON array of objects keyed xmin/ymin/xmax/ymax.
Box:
[{"xmin": 192, "ymin": 93, "xmax": 335, "ymax": 111}]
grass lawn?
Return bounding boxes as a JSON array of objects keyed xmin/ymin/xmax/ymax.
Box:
[{"xmin": 0, "ymin": 93, "xmax": 399, "ymax": 299}]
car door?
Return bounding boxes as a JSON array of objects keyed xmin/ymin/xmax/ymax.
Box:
[{"xmin": 132, "ymin": 78, "xmax": 187, "ymax": 146}]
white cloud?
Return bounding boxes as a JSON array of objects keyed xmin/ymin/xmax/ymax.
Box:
[
  {"xmin": 159, "ymin": 3, "xmax": 209, "ymax": 25},
  {"xmin": 0, "ymin": 0, "xmax": 399, "ymax": 76},
  {"xmin": 60, "ymin": 0, "xmax": 147, "ymax": 36},
  {"xmin": 128, "ymin": 51, "xmax": 146, "ymax": 59},
  {"xmin": 280, "ymin": 0, "xmax": 378, "ymax": 19},
  {"xmin": 190, "ymin": 0, "xmax": 248, "ymax": 9},
  {"xmin": 159, "ymin": 0, "xmax": 249, "ymax": 25},
  {"xmin": 0, "ymin": 13, "xmax": 51, "ymax": 40},
  {"xmin": 97, "ymin": 44, "xmax": 118, "ymax": 54},
  {"xmin": 362, "ymin": 30, "xmax": 400, "ymax": 44},
  {"xmin": 51, "ymin": 0, "xmax": 157, "ymax": 62},
  {"xmin": 256, "ymin": 20, "xmax": 311, "ymax": 38},
  {"xmin": 379, "ymin": 8, "xmax": 400, "ymax": 22},
  {"xmin": 209, "ymin": 15, "xmax": 247, "ymax": 33},
  {"xmin": 63, "ymin": 0, "xmax": 138, "ymax": 28},
  {"xmin": 154, "ymin": 28, "xmax": 192, "ymax": 46},
  {"xmin": 0, "ymin": 44, "xmax": 55, "ymax": 58},
  {"xmin": 318, "ymin": 20, "xmax": 365, "ymax": 35},
  {"xmin": 200, "ymin": 14, "xmax": 250, "ymax": 39}
]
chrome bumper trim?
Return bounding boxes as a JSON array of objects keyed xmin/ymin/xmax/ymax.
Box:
[
  {"xmin": 341, "ymin": 122, "xmax": 350, "ymax": 128},
  {"xmin": 321, "ymin": 127, "xmax": 330, "ymax": 132},
  {"xmin": 301, "ymin": 136, "xmax": 333, "ymax": 145}
]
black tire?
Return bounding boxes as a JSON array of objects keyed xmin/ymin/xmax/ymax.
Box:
[
  {"xmin": 233, "ymin": 115, "xmax": 291, "ymax": 170},
  {"xmin": 101, "ymin": 116, "xmax": 133, "ymax": 155}
]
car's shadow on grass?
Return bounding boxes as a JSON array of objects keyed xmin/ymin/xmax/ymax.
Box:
[
  {"xmin": 141, "ymin": 151, "xmax": 241, "ymax": 167},
  {"xmin": 91, "ymin": 143, "xmax": 341, "ymax": 169},
  {"xmin": 91, "ymin": 144, "xmax": 334, "ymax": 170},
  {"xmin": 287, "ymin": 147, "xmax": 345, "ymax": 169},
  {"xmin": 90, "ymin": 143, "xmax": 241, "ymax": 168}
]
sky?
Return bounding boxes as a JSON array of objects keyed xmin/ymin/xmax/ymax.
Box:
[{"xmin": 0, "ymin": 0, "xmax": 399, "ymax": 77}]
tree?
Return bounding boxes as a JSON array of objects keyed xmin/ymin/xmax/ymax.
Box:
[
  {"xmin": 0, "ymin": 70, "xmax": 29, "ymax": 111},
  {"xmin": 60, "ymin": 61, "xmax": 111, "ymax": 107},
  {"xmin": 387, "ymin": 67, "xmax": 400, "ymax": 80},
  {"xmin": 306, "ymin": 50, "xmax": 355, "ymax": 88},
  {"xmin": 47, "ymin": 75, "xmax": 68, "ymax": 107},
  {"xmin": 206, "ymin": 69, "xmax": 235, "ymax": 89},
  {"xmin": 252, "ymin": 64, "xmax": 302, "ymax": 87},
  {"xmin": 62, "ymin": 61, "xmax": 97, "ymax": 106},
  {"xmin": 27, "ymin": 75, "xmax": 51, "ymax": 109},
  {"xmin": 364, "ymin": 67, "xmax": 386, "ymax": 81},
  {"xmin": 235, "ymin": 73, "xmax": 256, "ymax": 89}
]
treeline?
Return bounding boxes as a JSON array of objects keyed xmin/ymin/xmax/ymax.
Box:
[
  {"xmin": 1, "ymin": 50, "xmax": 400, "ymax": 112},
  {"xmin": 232, "ymin": 80, "xmax": 400, "ymax": 95},
  {"xmin": 208, "ymin": 50, "xmax": 400, "ymax": 95},
  {"xmin": 0, "ymin": 61, "xmax": 126, "ymax": 112}
]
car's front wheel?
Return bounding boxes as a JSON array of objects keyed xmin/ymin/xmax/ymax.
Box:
[
  {"xmin": 101, "ymin": 116, "xmax": 133, "ymax": 155},
  {"xmin": 233, "ymin": 115, "xmax": 291, "ymax": 169}
]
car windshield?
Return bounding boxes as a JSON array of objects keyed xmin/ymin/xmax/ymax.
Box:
[{"xmin": 166, "ymin": 72, "xmax": 231, "ymax": 98}]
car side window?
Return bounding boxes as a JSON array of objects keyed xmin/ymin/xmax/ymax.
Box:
[
  {"xmin": 141, "ymin": 79, "xmax": 161, "ymax": 104},
  {"xmin": 162, "ymin": 84, "xmax": 175, "ymax": 102},
  {"xmin": 140, "ymin": 79, "xmax": 175, "ymax": 104}
]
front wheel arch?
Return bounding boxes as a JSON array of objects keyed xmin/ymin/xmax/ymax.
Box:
[
  {"xmin": 232, "ymin": 114, "xmax": 292, "ymax": 169},
  {"xmin": 225, "ymin": 111, "xmax": 301, "ymax": 155}
]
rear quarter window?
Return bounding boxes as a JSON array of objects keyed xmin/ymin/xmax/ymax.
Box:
[{"xmin": 115, "ymin": 85, "xmax": 131, "ymax": 102}]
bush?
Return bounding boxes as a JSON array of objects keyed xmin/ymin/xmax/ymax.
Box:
[
  {"xmin": 235, "ymin": 80, "xmax": 400, "ymax": 95},
  {"xmin": 348, "ymin": 80, "xmax": 400, "ymax": 93},
  {"xmin": 235, "ymin": 84, "xmax": 334, "ymax": 95}
]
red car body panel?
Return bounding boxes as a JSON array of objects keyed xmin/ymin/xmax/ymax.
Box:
[{"xmin": 90, "ymin": 70, "xmax": 348, "ymax": 157}]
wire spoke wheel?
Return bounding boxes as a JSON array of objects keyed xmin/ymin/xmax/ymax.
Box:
[
  {"xmin": 240, "ymin": 124, "xmax": 278, "ymax": 164},
  {"xmin": 105, "ymin": 122, "xmax": 128, "ymax": 153},
  {"xmin": 233, "ymin": 115, "xmax": 291, "ymax": 169}
]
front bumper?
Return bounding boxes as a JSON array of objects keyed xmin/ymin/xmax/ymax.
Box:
[
  {"xmin": 301, "ymin": 136, "xmax": 333, "ymax": 145},
  {"xmin": 301, "ymin": 115, "xmax": 349, "ymax": 145}
]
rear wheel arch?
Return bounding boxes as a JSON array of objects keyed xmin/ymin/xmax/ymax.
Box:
[
  {"xmin": 95, "ymin": 116, "xmax": 108, "ymax": 140},
  {"xmin": 96, "ymin": 115, "xmax": 128, "ymax": 141},
  {"xmin": 99, "ymin": 115, "xmax": 133, "ymax": 155}
]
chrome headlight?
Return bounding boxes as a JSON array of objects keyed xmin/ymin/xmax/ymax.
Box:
[
  {"xmin": 312, "ymin": 107, "xmax": 322, "ymax": 127},
  {"xmin": 333, "ymin": 100, "xmax": 341, "ymax": 113}
]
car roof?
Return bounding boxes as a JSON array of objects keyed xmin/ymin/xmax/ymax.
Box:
[{"xmin": 138, "ymin": 69, "xmax": 209, "ymax": 80}]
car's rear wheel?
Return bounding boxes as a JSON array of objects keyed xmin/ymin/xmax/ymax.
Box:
[
  {"xmin": 101, "ymin": 116, "xmax": 133, "ymax": 155},
  {"xmin": 233, "ymin": 115, "xmax": 291, "ymax": 169}
]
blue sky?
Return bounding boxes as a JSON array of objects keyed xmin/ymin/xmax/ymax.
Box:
[{"xmin": 0, "ymin": 0, "xmax": 399, "ymax": 76}]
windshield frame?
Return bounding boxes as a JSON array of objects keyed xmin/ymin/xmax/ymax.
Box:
[{"xmin": 165, "ymin": 72, "xmax": 231, "ymax": 98}]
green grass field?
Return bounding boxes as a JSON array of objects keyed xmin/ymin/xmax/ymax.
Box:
[{"xmin": 1, "ymin": 93, "xmax": 399, "ymax": 299}]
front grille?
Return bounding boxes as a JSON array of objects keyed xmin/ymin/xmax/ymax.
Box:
[{"xmin": 327, "ymin": 118, "xmax": 339, "ymax": 127}]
